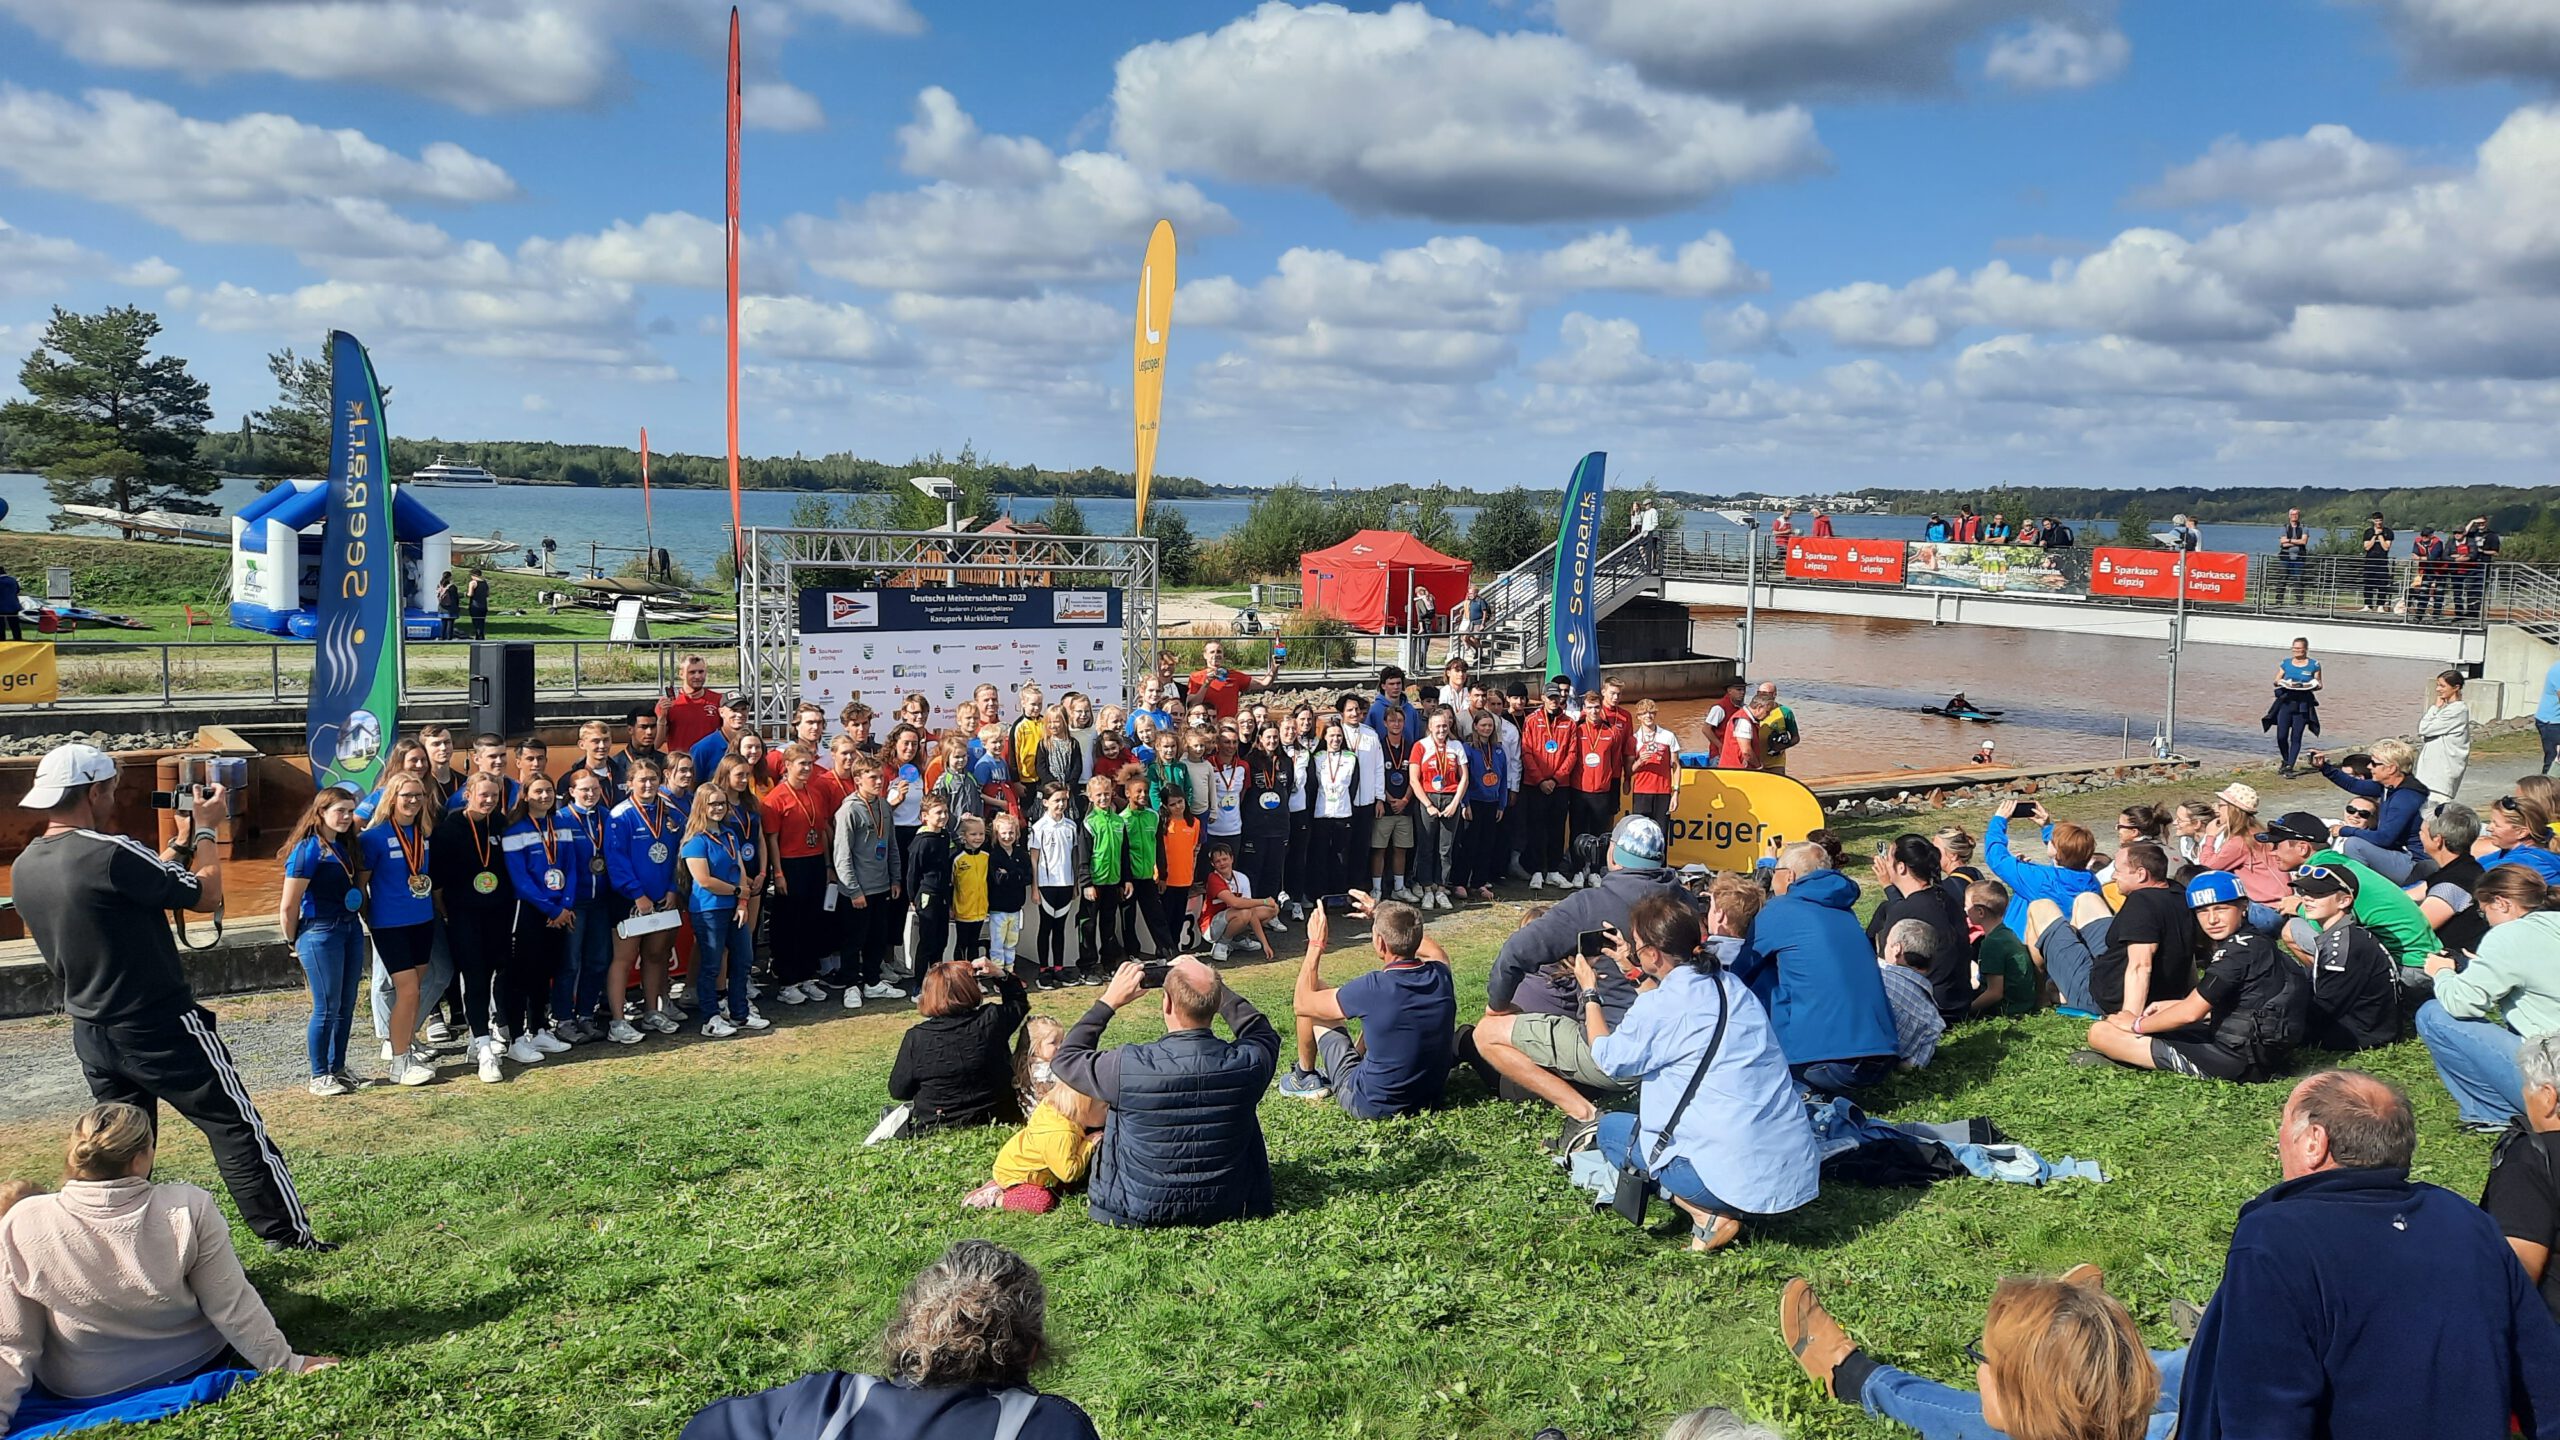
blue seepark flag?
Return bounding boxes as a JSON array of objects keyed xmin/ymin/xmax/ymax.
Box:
[
  {"xmin": 307, "ymin": 330, "xmax": 399, "ymax": 794},
  {"xmin": 1545, "ymin": 451, "xmax": 1607, "ymax": 699}
]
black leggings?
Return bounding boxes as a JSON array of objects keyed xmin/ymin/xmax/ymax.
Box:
[
  {"xmin": 506, "ymin": 906, "xmax": 563, "ymax": 1036},
  {"xmin": 1125, "ymin": 878, "xmax": 1163, "ymax": 955},
  {"xmin": 773, "ymin": 856, "xmax": 827, "ymax": 986},
  {"xmin": 1284, "ymin": 811, "xmax": 1312, "ymax": 905},
  {"xmin": 1158, "ymin": 882, "xmax": 1193, "ymax": 954},
  {"xmin": 1081, "ymin": 887, "xmax": 1124, "ymax": 974},
  {"xmin": 1035, "ymin": 886, "xmax": 1076, "ymax": 979},
  {"xmin": 1567, "ymin": 788, "xmax": 1617, "ymax": 868},
  {"xmin": 1311, "ymin": 816, "xmax": 1356, "ymax": 899},
  {"xmin": 1631, "ymin": 792, "xmax": 1670, "ymax": 824},
  {"xmin": 447, "ymin": 905, "xmax": 512, "ymax": 1038},
  {"xmin": 1519, "ymin": 787, "xmax": 1566, "ymax": 873},
  {"xmin": 910, "ymin": 894, "xmax": 949, "ymax": 980},
  {"xmin": 1242, "ymin": 828, "xmax": 1288, "ymax": 904}
]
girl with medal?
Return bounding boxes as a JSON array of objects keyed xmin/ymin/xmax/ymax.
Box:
[
  {"xmin": 1461, "ymin": 709, "xmax": 1511, "ymax": 901},
  {"xmin": 1312, "ymin": 719, "xmax": 1359, "ymax": 902},
  {"xmin": 760, "ymin": 745, "xmax": 834, "ymax": 1006},
  {"xmin": 681, "ymin": 789, "xmax": 757, "ymax": 1036},
  {"xmin": 662, "ymin": 750, "xmax": 700, "ymax": 822},
  {"xmin": 712, "ymin": 755, "xmax": 771, "ymax": 949},
  {"xmin": 1240, "ymin": 723, "xmax": 1292, "ymax": 927},
  {"xmin": 1282, "ymin": 707, "xmax": 1317, "ymax": 923},
  {"xmin": 830, "ymin": 755, "xmax": 904, "ymax": 1006},
  {"xmin": 885, "ymin": 724, "xmax": 927, "ymax": 860},
  {"xmin": 604, "ymin": 759, "xmax": 682, "ymax": 1045},
  {"xmin": 555, "ymin": 769, "xmax": 613, "ymax": 1044},
  {"xmin": 278, "ymin": 787, "xmax": 368, "ymax": 1096},
  {"xmin": 499, "ymin": 776, "xmax": 577, "ymax": 1065},
  {"xmin": 730, "ymin": 731, "xmax": 773, "ymax": 804},
  {"xmin": 355, "ymin": 773, "xmax": 439, "ymax": 1087},
  {"xmin": 1629, "ymin": 698, "xmax": 1680, "ymax": 825},
  {"xmin": 354, "ymin": 738, "xmax": 432, "ymax": 824},
  {"xmin": 429, "ymin": 774, "xmax": 516, "ymax": 1084}
]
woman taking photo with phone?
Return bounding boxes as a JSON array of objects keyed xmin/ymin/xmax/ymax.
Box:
[
  {"xmin": 355, "ymin": 773, "xmax": 438, "ymax": 1087},
  {"xmin": 277, "ymin": 788, "xmax": 367, "ymax": 1096}
]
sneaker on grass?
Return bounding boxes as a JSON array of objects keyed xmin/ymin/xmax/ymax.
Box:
[
  {"xmin": 607, "ymin": 1019, "xmax": 644, "ymax": 1045},
  {"xmin": 702, "ymin": 1015, "xmax": 739, "ymax": 1039},
  {"xmin": 1278, "ymin": 1067, "xmax": 1332, "ymax": 1100}
]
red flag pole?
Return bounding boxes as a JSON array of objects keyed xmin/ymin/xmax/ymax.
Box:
[
  {"xmin": 638, "ymin": 425, "xmax": 656, "ymax": 573},
  {"xmin": 724, "ymin": 7, "xmax": 745, "ymax": 584}
]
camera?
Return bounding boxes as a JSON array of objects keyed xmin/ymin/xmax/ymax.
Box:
[
  {"xmin": 1140, "ymin": 961, "xmax": 1173, "ymax": 989},
  {"xmin": 151, "ymin": 784, "xmax": 205, "ymax": 814},
  {"xmin": 1577, "ymin": 928, "xmax": 1610, "ymax": 959}
]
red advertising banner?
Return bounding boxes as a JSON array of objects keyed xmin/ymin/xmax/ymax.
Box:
[
  {"xmin": 2089, "ymin": 547, "xmax": 2250, "ymax": 604},
  {"xmin": 1782, "ymin": 536, "xmax": 1907, "ymax": 584}
]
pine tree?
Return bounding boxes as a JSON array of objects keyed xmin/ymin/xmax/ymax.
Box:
[
  {"xmin": 255, "ymin": 345, "xmax": 331, "ymax": 478},
  {"xmin": 1141, "ymin": 505, "xmax": 1199, "ymax": 584},
  {"xmin": 2, "ymin": 306, "xmax": 219, "ymax": 519}
]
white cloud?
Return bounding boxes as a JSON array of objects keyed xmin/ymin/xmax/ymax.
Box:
[
  {"xmin": 0, "ymin": 88, "xmax": 513, "ymax": 261},
  {"xmin": 1705, "ymin": 302, "xmax": 1792, "ymax": 354},
  {"xmin": 2352, "ymin": 0, "xmax": 2560, "ymax": 86},
  {"xmin": 513, "ymin": 212, "xmax": 777, "ymax": 290},
  {"xmin": 118, "ymin": 257, "xmax": 182, "ymax": 288},
  {"xmin": 0, "ymin": 219, "xmax": 109, "ymax": 299},
  {"xmin": 736, "ymin": 296, "xmax": 912, "ymax": 366},
  {"xmin": 743, "ymin": 82, "xmax": 827, "ymax": 134},
  {"xmin": 179, "ymin": 276, "xmax": 660, "ymax": 369},
  {"xmin": 1787, "ymin": 230, "xmax": 2278, "ymax": 348},
  {"xmin": 790, "ymin": 94, "xmax": 1231, "ymax": 296},
  {"xmin": 896, "ymin": 88, "xmax": 1059, "ymax": 187},
  {"xmin": 0, "ymin": 0, "xmax": 921, "ymax": 113},
  {"xmin": 1982, "ymin": 20, "xmax": 2131, "ymax": 91},
  {"xmin": 1528, "ymin": 229, "xmax": 1767, "ymax": 297},
  {"xmin": 1110, "ymin": 2, "xmax": 1823, "ymax": 223},
  {"xmin": 1533, "ymin": 313, "xmax": 1678, "ymax": 386},
  {"xmin": 1556, "ymin": 0, "xmax": 2111, "ymax": 100},
  {"xmin": 2135, "ymin": 125, "xmax": 2414, "ymax": 208}
]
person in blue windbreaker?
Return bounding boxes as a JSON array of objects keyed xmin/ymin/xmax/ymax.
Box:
[
  {"xmin": 1983, "ymin": 797, "xmax": 2105, "ymax": 938},
  {"xmin": 553, "ymin": 769, "xmax": 615, "ymax": 1045},
  {"xmin": 500, "ymin": 775, "xmax": 580, "ymax": 1068},
  {"xmin": 276, "ymin": 787, "xmax": 368, "ymax": 1097},
  {"xmin": 681, "ymin": 789, "xmax": 760, "ymax": 1039},
  {"xmin": 604, "ymin": 759, "xmax": 682, "ymax": 1047},
  {"xmin": 1730, "ymin": 842, "xmax": 1899, "ymax": 1097}
]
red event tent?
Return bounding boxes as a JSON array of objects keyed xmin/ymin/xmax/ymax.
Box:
[{"xmin": 1298, "ymin": 530, "xmax": 1472, "ymax": 633}]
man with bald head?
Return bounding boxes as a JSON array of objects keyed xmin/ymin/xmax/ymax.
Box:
[
  {"xmin": 1049, "ymin": 956, "xmax": 1279, "ymax": 1228},
  {"xmin": 2177, "ymin": 1070, "xmax": 2560, "ymax": 1439}
]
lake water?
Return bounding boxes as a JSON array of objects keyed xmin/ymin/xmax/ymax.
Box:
[{"xmin": 1663, "ymin": 607, "xmax": 2443, "ymax": 779}]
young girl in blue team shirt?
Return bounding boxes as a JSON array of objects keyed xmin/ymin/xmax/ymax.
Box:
[
  {"xmin": 355, "ymin": 772, "xmax": 439, "ymax": 1088},
  {"xmin": 555, "ymin": 769, "xmax": 615, "ymax": 1043},
  {"xmin": 605, "ymin": 759, "xmax": 683, "ymax": 1045},
  {"xmin": 499, "ymin": 774, "xmax": 580, "ymax": 1066},
  {"xmin": 278, "ymin": 787, "xmax": 368, "ymax": 1096},
  {"xmin": 682, "ymin": 789, "xmax": 759, "ymax": 1038}
]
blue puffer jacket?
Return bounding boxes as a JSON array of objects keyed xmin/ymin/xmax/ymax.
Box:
[
  {"xmin": 1983, "ymin": 814, "xmax": 2105, "ymax": 937},
  {"xmin": 1730, "ymin": 869, "xmax": 1898, "ymax": 1067},
  {"xmin": 1049, "ymin": 993, "xmax": 1279, "ymax": 1228},
  {"xmin": 2321, "ymin": 765, "xmax": 2428, "ymax": 866}
]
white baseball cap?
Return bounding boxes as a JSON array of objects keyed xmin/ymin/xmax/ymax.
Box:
[{"xmin": 20, "ymin": 743, "xmax": 116, "ymax": 809}]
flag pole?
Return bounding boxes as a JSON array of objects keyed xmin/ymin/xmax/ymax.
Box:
[{"xmin": 724, "ymin": 6, "xmax": 745, "ymax": 584}]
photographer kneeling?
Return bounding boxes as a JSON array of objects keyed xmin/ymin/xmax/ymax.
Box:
[
  {"xmin": 8, "ymin": 745, "xmax": 321, "ymax": 1251},
  {"xmin": 1581, "ymin": 893, "xmax": 1818, "ymax": 1253}
]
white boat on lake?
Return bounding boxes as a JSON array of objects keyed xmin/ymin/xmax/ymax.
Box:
[{"xmin": 407, "ymin": 456, "xmax": 499, "ymax": 487}]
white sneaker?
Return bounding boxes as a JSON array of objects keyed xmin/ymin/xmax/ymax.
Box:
[
  {"xmin": 1211, "ymin": 941, "xmax": 1231, "ymax": 963},
  {"xmin": 1290, "ymin": 901, "xmax": 1306, "ymax": 922},
  {"xmin": 741, "ymin": 1009, "xmax": 772, "ymax": 1030},
  {"xmin": 702, "ymin": 1015, "xmax": 739, "ymax": 1038},
  {"xmin": 307, "ymin": 1074, "xmax": 351, "ymax": 1097},
  {"xmin": 530, "ymin": 1029, "xmax": 570, "ymax": 1055},
  {"xmin": 776, "ymin": 984, "xmax": 807, "ymax": 1006},
  {"xmin": 476, "ymin": 1043, "xmax": 506, "ymax": 1083},
  {"xmin": 864, "ymin": 982, "xmax": 903, "ymax": 1000},
  {"xmin": 506, "ymin": 1035, "xmax": 545, "ymax": 1065},
  {"xmin": 1588, "ymin": 872, "xmax": 1604, "ymax": 888},
  {"xmin": 390, "ymin": 1055, "xmax": 434, "ymax": 1087},
  {"xmin": 1392, "ymin": 885, "xmax": 1418, "ymax": 904},
  {"xmin": 1266, "ymin": 915, "xmax": 1288, "ymax": 935},
  {"xmin": 644, "ymin": 1011, "xmax": 680, "ymax": 1034},
  {"xmin": 422, "ymin": 1020, "xmax": 456, "ymax": 1045},
  {"xmin": 842, "ymin": 987, "xmax": 865, "ymax": 1010},
  {"xmin": 658, "ymin": 997, "xmax": 689, "ymax": 1026},
  {"xmin": 607, "ymin": 1019, "xmax": 644, "ymax": 1045},
  {"xmin": 1546, "ymin": 872, "xmax": 1571, "ymax": 889},
  {"xmin": 1529, "ymin": 872, "xmax": 1545, "ymax": 891}
]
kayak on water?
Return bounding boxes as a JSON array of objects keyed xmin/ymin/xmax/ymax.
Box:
[{"xmin": 1917, "ymin": 705, "xmax": 2005, "ymax": 723}]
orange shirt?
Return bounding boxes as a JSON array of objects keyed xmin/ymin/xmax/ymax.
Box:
[
  {"xmin": 1162, "ymin": 815, "xmax": 1202, "ymax": 889},
  {"xmin": 758, "ymin": 781, "xmax": 834, "ymax": 860}
]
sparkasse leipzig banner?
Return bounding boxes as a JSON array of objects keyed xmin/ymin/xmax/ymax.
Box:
[
  {"xmin": 2089, "ymin": 548, "xmax": 2250, "ymax": 604},
  {"xmin": 1782, "ymin": 536, "xmax": 1907, "ymax": 584}
]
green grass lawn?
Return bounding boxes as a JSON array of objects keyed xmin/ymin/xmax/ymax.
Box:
[{"xmin": 13, "ymin": 894, "xmax": 2497, "ymax": 1440}]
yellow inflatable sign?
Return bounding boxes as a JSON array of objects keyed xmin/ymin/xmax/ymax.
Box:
[
  {"xmin": 0, "ymin": 643, "xmax": 57, "ymax": 705},
  {"xmin": 1654, "ymin": 767, "xmax": 1825, "ymax": 874}
]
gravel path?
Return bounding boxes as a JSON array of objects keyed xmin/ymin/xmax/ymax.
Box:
[{"xmin": 0, "ymin": 988, "xmax": 324, "ymax": 1124}]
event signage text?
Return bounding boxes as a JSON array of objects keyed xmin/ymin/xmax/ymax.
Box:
[
  {"xmin": 1545, "ymin": 452, "xmax": 1606, "ymax": 699},
  {"xmin": 307, "ymin": 330, "xmax": 397, "ymax": 793},
  {"xmin": 2089, "ymin": 548, "xmax": 2251, "ymax": 604},
  {"xmin": 1660, "ymin": 768, "xmax": 1825, "ymax": 874},
  {"xmin": 798, "ymin": 586, "xmax": 1125, "ymax": 731},
  {"xmin": 0, "ymin": 642, "xmax": 58, "ymax": 704},
  {"xmin": 1782, "ymin": 536, "xmax": 1907, "ymax": 584}
]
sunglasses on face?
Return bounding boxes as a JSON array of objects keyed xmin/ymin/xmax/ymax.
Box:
[
  {"xmin": 2346, "ymin": 808, "xmax": 2375, "ymax": 821},
  {"xmin": 1964, "ymin": 1339, "xmax": 1989, "ymax": 1367}
]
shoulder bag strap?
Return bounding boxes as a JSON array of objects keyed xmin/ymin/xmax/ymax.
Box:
[
  {"xmin": 991, "ymin": 1389, "xmax": 1043, "ymax": 1440},
  {"xmin": 1642, "ymin": 971, "xmax": 1733, "ymax": 1174},
  {"xmin": 815, "ymin": 1374, "xmax": 879, "ymax": 1440}
]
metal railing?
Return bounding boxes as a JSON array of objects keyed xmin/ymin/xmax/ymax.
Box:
[
  {"xmin": 1152, "ymin": 624, "xmax": 1548, "ymax": 683},
  {"xmin": 34, "ymin": 638, "xmax": 731, "ymax": 706},
  {"xmin": 1477, "ymin": 534, "xmax": 1666, "ymax": 666}
]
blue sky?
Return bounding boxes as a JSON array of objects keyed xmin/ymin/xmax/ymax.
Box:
[{"xmin": 3, "ymin": 0, "xmax": 2558, "ymax": 494}]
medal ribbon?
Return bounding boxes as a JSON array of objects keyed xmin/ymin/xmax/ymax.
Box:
[{"xmin": 394, "ymin": 821, "xmax": 426, "ymax": 880}]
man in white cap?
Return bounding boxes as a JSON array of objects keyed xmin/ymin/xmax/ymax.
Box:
[
  {"xmin": 1464, "ymin": 815, "xmax": 1700, "ymax": 1153},
  {"xmin": 9, "ymin": 745, "xmax": 324, "ymax": 1250}
]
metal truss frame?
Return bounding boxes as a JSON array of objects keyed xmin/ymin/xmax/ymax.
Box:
[{"xmin": 736, "ymin": 526, "xmax": 1161, "ymax": 733}]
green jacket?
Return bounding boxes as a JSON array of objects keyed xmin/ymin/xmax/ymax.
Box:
[
  {"xmin": 1122, "ymin": 804, "xmax": 1161, "ymax": 880},
  {"xmin": 1084, "ymin": 808, "xmax": 1128, "ymax": 886}
]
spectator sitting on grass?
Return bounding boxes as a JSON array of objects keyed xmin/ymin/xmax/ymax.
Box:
[
  {"xmin": 681, "ymin": 1239, "xmax": 1100, "ymax": 1440},
  {"xmin": 2479, "ymin": 1032, "xmax": 2560, "ymax": 1323},
  {"xmin": 1731, "ymin": 842, "xmax": 1899, "ymax": 1097},
  {"xmin": 2249, "ymin": 810, "xmax": 2438, "ymax": 968},
  {"xmin": 2416, "ymin": 867, "xmax": 2560, "ymax": 1132},
  {"xmin": 2311, "ymin": 740, "xmax": 2434, "ymax": 885},
  {"xmin": 2075, "ymin": 872, "xmax": 2306, "ymax": 1083},
  {"xmin": 1781, "ymin": 1269, "xmax": 2164, "ymax": 1440},
  {"xmin": 2024, "ymin": 841, "xmax": 2195, "ymax": 1023},
  {"xmin": 0, "ymin": 1103, "xmax": 336, "ymax": 1437},
  {"xmin": 1967, "ymin": 879, "xmax": 2042, "ymax": 1017},
  {"xmin": 1878, "ymin": 920, "xmax": 1944, "ymax": 1072},
  {"xmin": 887, "ymin": 958, "xmax": 1031, "ymax": 1134},
  {"xmin": 1048, "ymin": 958, "xmax": 1278, "ymax": 1229},
  {"xmin": 1280, "ymin": 896, "xmax": 1457, "ymax": 1116},
  {"xmin": 966, "ymin": 1082, "xmax": 1106, "ymax": 1216},
  {"xmin": 1983, "ymin": 797, "xmax": 2103, "ymax": 939},
  {"xmin": 2291, "ymin": 864, "xmax": 2400, "ymax": 1053},
  {"xmin": 2476, "ymin": 794, "xmax": 2560, "ymax": 884}
]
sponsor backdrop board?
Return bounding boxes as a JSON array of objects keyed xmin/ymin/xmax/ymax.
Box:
[
  {"xmin": 2089, "ymin": 548, "xmax": 2251, "ymax": 604},
  {"xmin": 1782, "ymin": 536, "xmax": 1907, "ymax": 585},
  {"xmin": 1659, "ymin": 768, "xmax": 1825, "ymax": 874},
  {"xmin": 0, "ymin": 642, "xmax": 56, "ymax": 704},
  {"xmin": 1906, "ymin": 542, "xmax": 2084, "ymax": 599},
  {"xmin": 798, "ymin": 586, "xmax": 1125, "ymax": 732}
]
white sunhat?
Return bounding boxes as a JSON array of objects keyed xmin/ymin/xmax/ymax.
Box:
[{"xmin": 19, "ymin": 743, "xmax": 116, "ymax": 809}]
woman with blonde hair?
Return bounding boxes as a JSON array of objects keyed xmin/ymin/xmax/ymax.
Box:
[
  {"xmin": 356, "ymin": 771, "xmax": 439, "ymax": 1087},
  {"xmin": 681, "ymin": 1240, "xmax": 1099, "ymax": 1439},
  {"xmin": 1781, "ymin": 1271, "xmax": 2167, "ymax": 1438},
  {"xmin": 0, "ymin": 1104, "xmax": 333, "ymax": 1435}
]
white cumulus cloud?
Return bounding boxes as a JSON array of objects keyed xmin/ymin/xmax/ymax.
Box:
[
  {"xmin": 1110, "ymin": 2, "xmax": 1823, "ymax": 223},
  {"xmin": 1556, "ymin": 0, "xmax": 2111, "ymax": 99},
  {"xmin": 2351, "ymin": 0, "xmax": 2560, "ymax": 86},
  {"xmin": 2136, "ymin": 125, "xmax": 2414, "ymax": 208},
  {"xmin": 1983, "ymin": 19, "xmax": 2131, "ymax": 91}
]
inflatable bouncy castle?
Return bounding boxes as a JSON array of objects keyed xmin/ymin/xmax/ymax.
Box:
[{"xmin": 228, "ymin": 480, "xmax": 455, "ymax": 639}]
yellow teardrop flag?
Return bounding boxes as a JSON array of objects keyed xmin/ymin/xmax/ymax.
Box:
[{"xmin": 1131, "ymin": 219, "xmax": 1176, "ymax": 533}]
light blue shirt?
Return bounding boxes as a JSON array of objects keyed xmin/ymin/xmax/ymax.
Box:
[
  {"xmin": 2540, "ymin": 661, "xmax": 2560, "ymax": 724},
  {"xmin": 1589, "ymin": 965, "xmax": 1820, "ymax": 1216}
]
